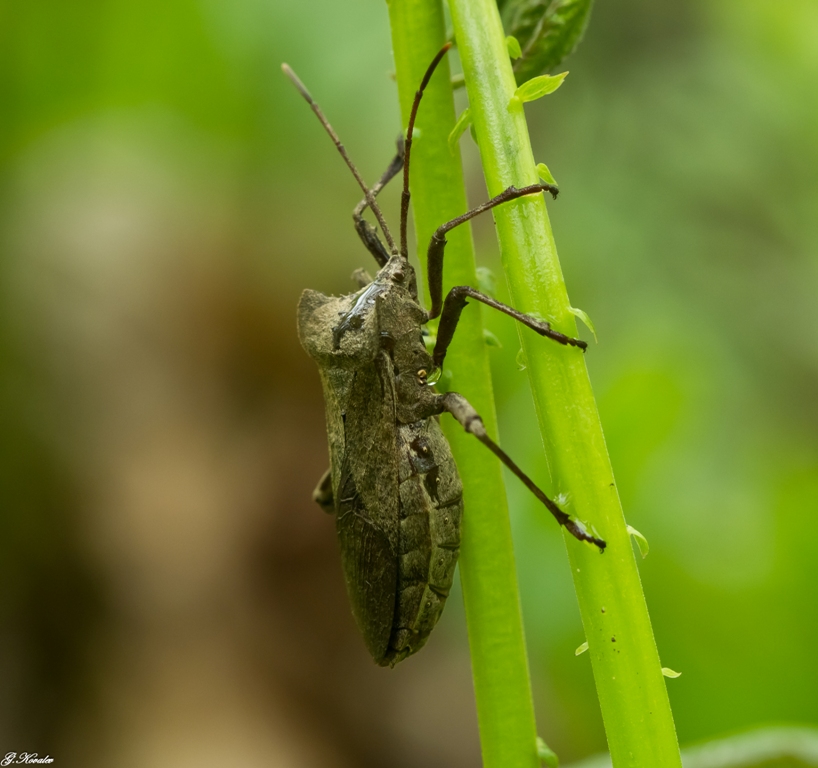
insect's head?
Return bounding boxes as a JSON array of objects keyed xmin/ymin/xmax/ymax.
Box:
[{"xmin": 379, "ymin": 251, "xmax": 417, "ymax": 293}]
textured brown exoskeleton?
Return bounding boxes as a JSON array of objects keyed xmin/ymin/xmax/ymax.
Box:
[{"xmin": 283, "ymin": 46, "xmax": 605, "ymax": 667}]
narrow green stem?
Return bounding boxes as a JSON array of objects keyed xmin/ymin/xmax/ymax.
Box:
[
  {"xmin": 447, "ymin": 0, "xmax": 683, "ymax": 766},
  {"xmin": 387, "ymin": 2, "xmax": 539, "ymax": 766}
]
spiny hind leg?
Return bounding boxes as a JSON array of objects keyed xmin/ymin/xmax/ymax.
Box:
[{"xmin": 436, "ymin": 391, "xmax": 605, "ymax": 551}]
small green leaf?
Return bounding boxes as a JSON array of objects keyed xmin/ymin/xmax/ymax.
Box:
[
  {"xmin": 506, "ymin": 35, "xmax": 522, "ymax": 59},
  {"xmin": 510, "ymin": 72, "xmax": 568, "ymax": 107},
  {"xmin": 447, "ymin": 108, "xmax": 472, "ymax": 153},
  {"xmin": 567, "ymin": 306, "xmax": 597, "ymax": 343},
  {"xmin": 476, "ymin": 266, "xmax": 497, "ymax": 297},
  {"xmin": 483, "ymin": 329, "xmax": 502, "ymax": 348},
  {"xmin": 626, "ymin": 524, "xmax": 649, "ymax": 559},
  {"xmin": 662, "ymin": 667, "xmax": 682, "ymax": 678},
  {"xmin": 536, "ymin": 162, "xmax": 558, "ymax": 187},
  {"xmin": 536, "ymin": 736, "xmax": 560, "ymax": 767},
  {"xmin": 575, "ymin": 641, "xmax": 589, "ymax": 656}
]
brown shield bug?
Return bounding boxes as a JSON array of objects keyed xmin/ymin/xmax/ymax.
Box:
[{"xmin": 283, "ymin": 45, "xmax": 604, "ymax": 667}]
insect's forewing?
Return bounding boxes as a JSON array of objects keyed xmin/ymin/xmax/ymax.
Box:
[
  {"xmin": 336, "ymin": 352, "xmax": 400, "ymax": 662},
  {"xmin": 298, "ymin": 288, "xmax": 402, "ymax": 663}
]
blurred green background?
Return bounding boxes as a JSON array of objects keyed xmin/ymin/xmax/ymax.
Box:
[{"xmin": 1, "ymin": 0, "xmax": 817, "ymax": 766}]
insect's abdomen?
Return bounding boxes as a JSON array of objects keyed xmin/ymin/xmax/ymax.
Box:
[{"xmin": 383, "ymin": 419, "xmax": 463, "ymax": 666}]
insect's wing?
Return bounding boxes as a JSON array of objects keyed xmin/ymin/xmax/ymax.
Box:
[
  {"xmin": 298, "ymin": 287, "xmax": 402, "ymax": 663},
  {"xmin": 336, "ymin": 467, "xmax": 397, "ymax": 663},
  {"xmin": 297, "ymin": 286, "xmax": 378, "ymax": 509},
  {"xmin": 336, "ymin": 353, "xmax": 400, "ymax": 663}
]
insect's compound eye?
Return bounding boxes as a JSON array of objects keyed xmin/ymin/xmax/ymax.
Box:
[
  {"xmin": 392, "ymin": 269, "xmax": 405, "ymax": 283},
  {"xmin": 416, "ymin": 368, "xmax": 428, "ymax": 384}
]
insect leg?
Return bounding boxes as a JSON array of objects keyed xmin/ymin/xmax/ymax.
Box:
[
  {"xmin": 432, "ymin": 285, "xmax": 585, "ymax": 369},
  {"xmin": 353, "ymin": 136, "xmax": 405, "ymax": 268},
  {"xmin": 426, "ymin": 183, "xmax": 558, "ymax": 319},
  {"xmin": 312, "ymin": 468, "xmax": 335, "ymax": 514},
  {"xmin": 437, "ymin": 391, "xmax": 605, "ymax": 551}
]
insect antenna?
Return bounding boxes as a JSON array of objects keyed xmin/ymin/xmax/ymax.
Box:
[
  {"xmin": 400, "ymin": 42, "xmax": 453, "ymax": 260},
  {"xmin": 281, "ymin": 63, "xmax": 397, "ymax": 254}
]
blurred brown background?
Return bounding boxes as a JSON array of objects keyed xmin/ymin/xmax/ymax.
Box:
[{"xmin": 1, "ymin": 0, "xmax": 817, "ymax": 766}]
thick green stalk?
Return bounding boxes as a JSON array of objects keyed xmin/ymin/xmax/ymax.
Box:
[
  {"xmin": 387, "ymin": 2, "xmax": 539, "ymax": 767},
  {"xmin": 447, "ymin": 0, "xmax": 683, "ymax": 766}
]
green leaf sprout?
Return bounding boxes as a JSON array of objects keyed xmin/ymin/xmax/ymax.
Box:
[
  {"xmin": 506, "ymin": 35, "xmax": 522, "ymax": 59},
  {"xmin": 626, "ymin": 524, "xmax": 650, "ymax": 559},
  {"xmin": 536, "ymin": 161, "xmax": 558, "ymax": 187},
  {"xmin": 448, "ymin": 107, "xmax": 473, "ymax": 153},
  {"xmin": 536, "ymin": 736, "xmax": 560, "ymax": 767},
  {"xmin": 567, "ymin": 305, "xmax": 597, "ymax": 343},
  {"xmin": 662, "ymin": 668, "xmax": 682, "ymax": 679},
  {"xmin": 510, "ymin": 71, "xmax": 568, "ymax": 107}
]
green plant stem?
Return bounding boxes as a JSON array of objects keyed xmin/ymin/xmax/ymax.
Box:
[
  {"xmin": 447, "ymin": 0, "xmax": 683, "ymax": 766},
  {"xmin": 387, "ymin": 1, "xmax": 539, "ymax": 766}
]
